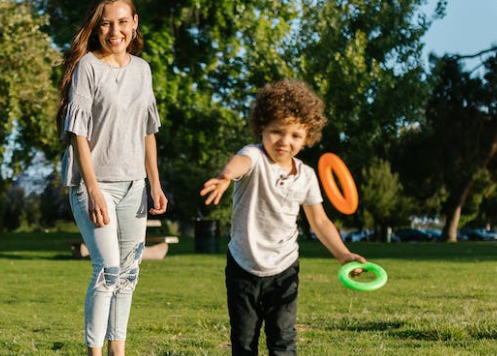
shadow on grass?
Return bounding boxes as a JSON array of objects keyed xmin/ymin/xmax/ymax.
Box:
[
  {"xmin": 0, "ymin": 232, "xmax": 80, "ymax": 260},
  {"xmin": 2, "ymin": 232, "xmax": 497, "ymax": 262},
  {"xmin": 0, "ymin": 253, "xmax": 75, "ymax": 260},
  {"xmin": 325, "ymin": 319, "xmax": 405, "ymax": 332},
  {"xmin": 325, "ymin": 318, "xmax": 497, "ymax": 342},
  {"xmin": 0, "ymin": 232, "xmax": 227, "ymax": 260},
  {"xmin": 388, "ymin": 328, "xmax": 466, "ymax": 341}
]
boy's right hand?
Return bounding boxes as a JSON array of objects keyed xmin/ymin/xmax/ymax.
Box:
[{"xmin": 200, "ymin": 175, "xmax": 231, "ymax": 205}]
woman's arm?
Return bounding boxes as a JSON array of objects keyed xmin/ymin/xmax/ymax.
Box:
[
  {"xmin": 72, "ymin": 134, "xmax": 110, "ymax": 227},
  {"xmin": 303, "ymin": 203, "xmax": 366, "ymax": 265},
  {"xmin": 200, "ymin": 154, "xmax": 252, "ymax": 205},
  {"xmin": 145, "ymin": 134, "xmax": 168, "ymax": 215}
]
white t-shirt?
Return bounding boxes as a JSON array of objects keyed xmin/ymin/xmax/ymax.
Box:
[
  {"xmin": 229, "ymin": 144, "xmax": 323, "ymax": 277},
  {"xmin": 61, "ymin": 52, "xmax": 161, "ymax": 186}
]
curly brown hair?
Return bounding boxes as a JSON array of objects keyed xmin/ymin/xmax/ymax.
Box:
[{"xmin": 250, "ymin": 80, "xmax": 327, "ymax": 147}]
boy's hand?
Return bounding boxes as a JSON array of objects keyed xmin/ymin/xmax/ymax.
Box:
[
  {"xmin": 200, "ymin": 175, "xmax": 231, "ymax": 205},
  {"xmin": 338, "ymin": 253, "xmax": 366, "ymax": 265},
  {"xmin": 338, "ymin": 253, "xmax": 367, "ymax": 276}
]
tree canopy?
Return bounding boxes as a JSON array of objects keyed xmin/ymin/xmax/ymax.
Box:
[
  {"xmin": 6, "ymin": 0, "xmax": 497, "ymax": 238},
  {"xmin": 0, "ymin": 1, "xmax": 60, "ymax": 180},
  {"xmin": 25, "ymin": 0, "xmax": 429, "ymax": 230},
  {"xmin": 394, "ymin": 55, "xmax": 497, "ymax": 241}
]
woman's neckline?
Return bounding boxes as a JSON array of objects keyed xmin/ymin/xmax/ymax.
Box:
[{"xmin": 89, "ymin": 51, "xmax": 133, "ymax": 69}]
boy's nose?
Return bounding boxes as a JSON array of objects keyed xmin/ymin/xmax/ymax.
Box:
[{"xmin": 280, "ymin": 135, "xmax": 291, "ymax": 145}]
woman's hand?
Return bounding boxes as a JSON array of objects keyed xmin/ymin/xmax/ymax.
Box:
[
  {"xmin": 88, "ymin": 188, "xmax": 110, "ymax": 227},
  {"xmin": 200, "ymin": 175, "xmax": 231, "ymax": 205},
  {"xmin": 149, "ymin": 187, "xmax": 168, "ymax": 215}
]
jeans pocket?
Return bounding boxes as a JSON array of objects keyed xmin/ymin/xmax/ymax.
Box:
[
  {"xmin": 69, "ymin": 184, "xmax": 89, "ymax": 215},
  {"xmin": 71, "ymin": 184, "xmax": 86, "ymax": 197},
  {"xmin": 136, "ymin": 181, "xmax": 148, "ymax": 218}
]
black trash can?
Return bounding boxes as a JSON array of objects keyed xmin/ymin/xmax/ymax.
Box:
[{"xmin": 194, "ymin": 219, "xmax": 220, "ymax": 253}]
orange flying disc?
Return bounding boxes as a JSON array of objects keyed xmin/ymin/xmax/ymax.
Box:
[{"xmin": 318, "ymin": 153, "xmax": 358, "ymax": 215}]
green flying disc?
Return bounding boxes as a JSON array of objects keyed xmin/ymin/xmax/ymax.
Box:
[{"xmin": 338, "ymin": 262, "xmax": 388, "ymax": 291}]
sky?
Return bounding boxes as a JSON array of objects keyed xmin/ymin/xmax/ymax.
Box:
[{"xmin": 421, "ymin": 0, "xmax": 497, "ymax": 69}]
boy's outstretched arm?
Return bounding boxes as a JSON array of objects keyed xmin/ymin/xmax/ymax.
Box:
[
  {"xmin": 200, "ymin": 154, "xmax": 252, "ymax": 205},
  {"xmin": 303, "ymin": 203, "xmax": 366, "ymax": 265}
]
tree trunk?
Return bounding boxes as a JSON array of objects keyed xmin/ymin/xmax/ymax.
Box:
[
  {"xmin": 442, "ymin": 124, "xmax": 497, "ymax": 242},
  {"xmin": 442, "ymin": 204, "xmax": 462, "ymax": 242},
  {"xmin": 442, "ymin": 179, "xmax": 474, "ymax": 242},
  {"xmin": 374, "ymin": 223, "xmax": 382, "ymax": 242}
]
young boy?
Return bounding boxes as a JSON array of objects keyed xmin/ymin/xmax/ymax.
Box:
[{"xmin": 200, "ymin": 80, "xmax": 366, "ymax": 356}]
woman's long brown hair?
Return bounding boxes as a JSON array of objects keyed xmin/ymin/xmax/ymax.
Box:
[{"xmin": 56, "ymin": 0, "xmax": 143, "ymax": 137}]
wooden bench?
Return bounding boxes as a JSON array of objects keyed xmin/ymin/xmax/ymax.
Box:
[
  {"xmin": 141, "ymin": 236, "xmax": 179, "ymax": 260},
  {"xmin": 68, "ymin": 220, "xmax": 179, "ymax": 260},
  {"xmin": 67, "ymin": 238, "xmax": 90, "ymax": 259}
]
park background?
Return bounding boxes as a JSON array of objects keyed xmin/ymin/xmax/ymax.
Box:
[
  {"xmin": 2, "ymin": 0, "xmax": 497, "ymax": 355},
  {"xmin": 1, "ymin": 0, "xmax": 497, "ymax": 241}
]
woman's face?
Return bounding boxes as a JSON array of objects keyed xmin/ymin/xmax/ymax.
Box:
[{"xmin": 97, "ymin": 1, "xmax": 138, "ymax": 57}]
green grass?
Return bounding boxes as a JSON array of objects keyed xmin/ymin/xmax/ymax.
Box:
[{"xmin": 1, "ymin": 232, "xmax": 497, "ymax": 355}]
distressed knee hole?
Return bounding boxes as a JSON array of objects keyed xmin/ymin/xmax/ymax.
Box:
[
  {"xmin": 127, "ymin": 267, "xmax": 138, "ymax": 283},
  {"xmin": 103, "ymin": 266, "xmax": 119, "ymax": 286},
  {"xmin": 95, "ymin": 266, "xmax": 120, "ymax": 291},
  {"xmin": 120, "ymin": 267, "xmax": 139, "ymax": 292}
]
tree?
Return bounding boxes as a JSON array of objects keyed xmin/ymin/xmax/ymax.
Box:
[
  {"xmin": 1, "ymin": 184, "xmax": 43, "ymax": 232},
  {"xmin": 2, "ymin": 182, "xmax": 26, "ymax": 231},
  {"xmin": 40, "ymin": 172, "xmax": 73, "ymax": 226},
  {"xmin": 29, "ymin": 0, "xmax": 89, "ymax": 49},
  {"xmin": 146, "ymin": 0, "xmax": 430, "ymax": 226},
  {"xmin": 394, "ymin": 55, "xmax": 497, "ymax": 242},
  {"xmin": 295, "ymin": 0, "xmax": 429, "ymax": 172},
  {"xmin": 0, "ymin": 1, "xmax": 60, "ymax": 188},
  {"xmin": 23, "ymin": 192, "xmax": 42, "ymax": 231},
  {"xmin": 32, "ymin": 0, "xmax": 431, "ymax": 228},
  {"xmin": 473, "ymin": 179, "xmax": 497, "ymax": 229},
  {"xmin": 291, "ymin": 0, "xmax": 430, "ymax": 230},
  {"xmin": 137, "ymin": 0, "xmax": 301, "ymax": 228},
  {"xmin": 360, "ymin": 158, "xmax": 412, "ymax": 240}
]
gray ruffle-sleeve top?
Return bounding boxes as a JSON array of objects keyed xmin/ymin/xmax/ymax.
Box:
[{"xmin": 61, "ymin": 52, "xmax": 161, "ymax": 186}]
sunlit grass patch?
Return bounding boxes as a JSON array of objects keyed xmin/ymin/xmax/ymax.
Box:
[{"xmin": 2, "ymin": 233, "xmax": 497, "ymax": 355}]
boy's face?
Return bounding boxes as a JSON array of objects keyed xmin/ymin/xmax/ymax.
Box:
[{"xmin": 262, "ymin": 117, "xmax": 307, "ymax": 170}]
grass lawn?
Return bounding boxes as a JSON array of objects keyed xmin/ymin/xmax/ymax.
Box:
[{"xmin": 1, "ymin": 232, "xmax": 497, "ymax": 355}]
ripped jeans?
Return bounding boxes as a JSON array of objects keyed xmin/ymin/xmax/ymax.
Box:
[{"xmin": 69, "ymin": 180, "xmax": 147, "ymax": 348}]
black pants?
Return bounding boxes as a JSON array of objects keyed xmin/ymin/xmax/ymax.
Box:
[{"xmin": 225, "ymin": 252, "xmax": 299, "ymax": 356}]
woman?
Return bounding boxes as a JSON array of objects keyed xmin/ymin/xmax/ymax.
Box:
[{"xmin": 57, "ymin": 1, "xmax": 167, "ymax": 355}]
